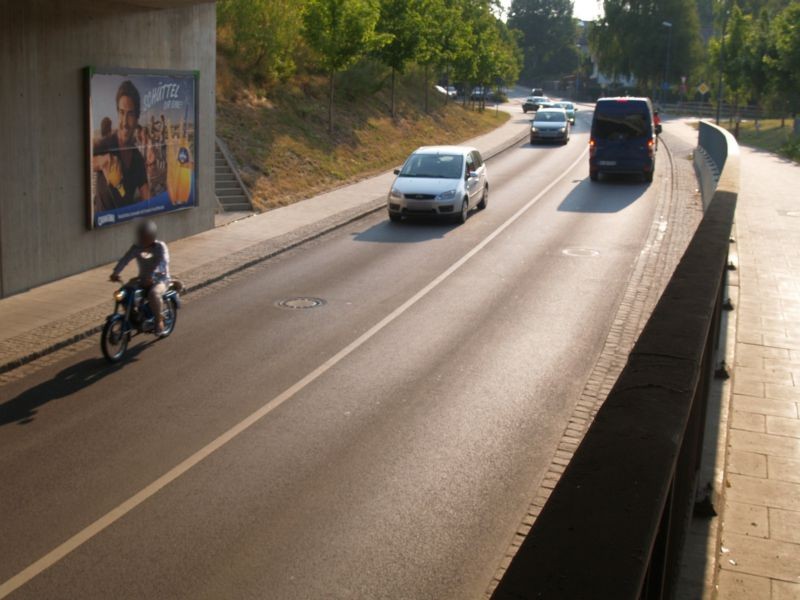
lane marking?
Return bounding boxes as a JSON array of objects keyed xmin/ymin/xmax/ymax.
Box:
[{"xmin": 0, "ymin": 146, "xmax": 589, "ymax": 598}]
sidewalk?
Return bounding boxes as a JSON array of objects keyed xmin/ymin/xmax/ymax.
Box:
[
  {"xmin": 671, "ymin": 118, "xmax": 800, "ymax": 597},
  {"xmin": 715, "ymin": 142, "xmax": 800, "ymax": 597},
  {"xmin": 0, "ymin": 100, "xmax": 531, "ymax": 374}
]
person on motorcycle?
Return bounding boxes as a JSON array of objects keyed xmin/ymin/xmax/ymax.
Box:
[{"xmin": 110, "ymin": 220, "xmax": 171, "ymax": 335}]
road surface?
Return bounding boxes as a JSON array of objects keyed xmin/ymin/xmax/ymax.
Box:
[{"xmin": 0, "ymin": 110, "xmax": 672, "ymax": 599}]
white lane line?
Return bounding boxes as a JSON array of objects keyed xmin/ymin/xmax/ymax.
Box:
[{"xmin": 0, "ymin": 145, "xmax": 589, "ymax": 598}]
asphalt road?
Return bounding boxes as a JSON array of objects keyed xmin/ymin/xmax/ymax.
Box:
[{"xmin": 0, "ymin": 110, "xmax": 667, "ymax": 599}]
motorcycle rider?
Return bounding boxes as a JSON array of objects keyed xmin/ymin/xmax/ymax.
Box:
[{"xmin": 110, "ymin": 220, "xmax": 171, "ymax": 335}]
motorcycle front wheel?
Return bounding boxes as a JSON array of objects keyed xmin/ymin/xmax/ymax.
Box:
[{"xmin": 101, "ymin": 315, "xmax": 129, "ymax": 363}]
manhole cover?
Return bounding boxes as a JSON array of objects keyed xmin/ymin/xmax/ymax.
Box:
[
  {"xmin": 562, "ymin": 247, "xmax": 600, "ymax": 258},
  {"xmin": 276, "ymin": 297, "xmax": 326, "ymax": 310}
]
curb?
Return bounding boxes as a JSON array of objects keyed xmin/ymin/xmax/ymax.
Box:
[{"xmin": 0, "ymin": 125, "xmax": 529, "ymax": 377}]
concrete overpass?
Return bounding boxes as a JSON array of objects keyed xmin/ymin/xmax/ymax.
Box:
[{"xmin": 0, "ymin": 0, "xmax": 216, "ymax": 298}]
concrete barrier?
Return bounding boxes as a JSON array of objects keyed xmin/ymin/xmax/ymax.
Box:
[
  {"xmin": 695, "ymin": 121, "xmax": 740, "ymax": 210},
  {"xmin": 492, "ymin": 123, "xmax": 740, "ymax": 599}
]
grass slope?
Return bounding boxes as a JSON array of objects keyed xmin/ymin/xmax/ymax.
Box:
[
  {"xmin": 723, "ymin": 119, "xmax": 800, "ymax": 162},
  {"xmin": 217, "ymin": 62, "xmax": 510, "ymax": 211}
]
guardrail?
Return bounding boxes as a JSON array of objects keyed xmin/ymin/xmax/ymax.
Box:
[
  {"xmin": 660, "ymin": 101, "xmax": 776, "ymax": 122},
  {"xmin": 492, "ymin": 122, "xmax": 739, "ymax": 600}
]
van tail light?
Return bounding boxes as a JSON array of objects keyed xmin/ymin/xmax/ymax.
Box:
[
  {"xmin": 647, "ymin": 138, "xmax": 655, "ymax": 157},
  {"xmin": 589, "ymin": 138, "xmax": 596, "ymax": 157}
]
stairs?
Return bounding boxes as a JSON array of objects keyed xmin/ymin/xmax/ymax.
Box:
[{"xmin": 215, "ymin": 140, "xmax": 253, "ymax": 212}]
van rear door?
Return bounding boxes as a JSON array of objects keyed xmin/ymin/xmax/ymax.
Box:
[{"xmin": 592, "ymin": 100, "xmax": 653, "ymax": 170}]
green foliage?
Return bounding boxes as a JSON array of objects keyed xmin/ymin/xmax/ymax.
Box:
[
  {"xmin": 769, "ymin": 2, "xmax": 800, "ymax": 112},
  {"xmin": 374, "ymin": 0, "xmax": 423, "ymax": 73},
  {"xmin": 590, "ymin": 0, "xmax": 704, "ymax": 90},
  {"xmin": 444, "ymin": 0, "xmax": 521, "ymax": 97},
  {"xmin": 508, "ymin": 0, "xmax": 579, "ymax": 82},
  {"xmin": 217, "ymin": 0, "xmax": 304, "ymax": 85},
  {"xmin": 706, "ymin": 1, "xmax": 800, "ymax": 117},
  {"xmin": 302, "ymin": 0, "xmax": 387, "ymax": 73}
]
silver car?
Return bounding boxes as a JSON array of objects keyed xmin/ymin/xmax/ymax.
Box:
[
  {"xmin": 388, "ymin": 146, "xmax": 489, "ymax": 224},
  {"xmin": 530, "ymin": 108, "xmax": 571, "ymax": 145}
]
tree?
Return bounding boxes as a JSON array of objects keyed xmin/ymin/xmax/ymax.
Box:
[
  {"xmin": 217, "ymin": 0, "xmax": 304, "ymax": 86},
  {"xmin": 375, "ymin": 0, "xmax": 424, "ymax": 118},
  {"xmin": 437, "ymin": 0, "xmax": 474, "ymax": 104},
  {"xmin": 415, "ymin": 0, "xmax": 449, "ymax": 112},
  {"xmin": 590, "ymin": 0, "xmax": 704, "ymax": 95},
  {"xmin": 768, "ymin": 2, "xmax": 800, "ymax": 118},
  {"xmin": 742, "ymin": 9, "xmax": 772, "ymax": 118},
  {"xmin": 508, "ymin": 0, "xmax": 579, "ymax": 83},
  {"xmin": 709, "ymin": 4, "xmax": 749, "ymax": 123},
  {"xmin": 302, "ymin": 0, "xmax": 388, "ymax": 133}
]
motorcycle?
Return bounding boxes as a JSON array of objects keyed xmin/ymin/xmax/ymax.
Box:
[{"xmin": 101, "ymin": 278, "xmax": 182, "ymax": 362}]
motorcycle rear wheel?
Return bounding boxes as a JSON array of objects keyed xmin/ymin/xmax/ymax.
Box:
[{"xmin": 101, "ymin": 316, "xmax": 129, "ymax": 363}]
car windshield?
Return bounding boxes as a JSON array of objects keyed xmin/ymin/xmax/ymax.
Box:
[
  {"xmin": 534, "ymin": 112, "xmax": 566, "ymax": 123},
  {"xmin": 400, "ymin": 153, "xmax": 463, "ymax": 179},
  {"xmin": 557, "ymin": 103, "xmax": 574, "ymax": 110},
  {"xmin": 593, "ymin": 102, "xmax": 650, "ymax": 140}
]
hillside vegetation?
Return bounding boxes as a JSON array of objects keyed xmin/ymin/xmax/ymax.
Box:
[
  {"xmin": 215, "ymin": 0, "xmax": 520, "ymax": 210},
  {"xmin": 217, "ymin": 60, "xmax": 510, "ymax": 210}
]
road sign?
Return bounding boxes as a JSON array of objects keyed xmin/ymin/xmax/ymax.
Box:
[{"xmin": 697, "ymin": 82, "xmax": 710, "ymax": 95}]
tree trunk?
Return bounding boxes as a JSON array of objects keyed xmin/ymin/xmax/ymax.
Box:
[
  {"xmin": 391, "ymin": 68, "xmax": 396, "ymax": 120},
  {"xmin": 328, "ymin": 70, "xmax": 334, "ymax": 136},
  {"xmin": 424, "ymin": 64, "xmax": 429, "ymax": 114}
]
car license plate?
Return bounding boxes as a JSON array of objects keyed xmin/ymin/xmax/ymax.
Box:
[{"xmin": 598, "ymin": 160, "xmax": 617, "ymax": 166}]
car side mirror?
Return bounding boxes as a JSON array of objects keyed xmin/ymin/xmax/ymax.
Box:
[
  {"xmin": 655, "ymin": 124, "xmax": 663, "ymax": 135},
  {"xmin": 468, "ymin": 171, "xmax": 479, "ymax": 179},
  {"xmin": 393, "ymin": 169, "xmax": 400, "ymax": 175}
]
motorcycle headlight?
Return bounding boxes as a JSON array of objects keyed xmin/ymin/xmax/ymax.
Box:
[
  {"xmin": 389, "ymin": 188, "xmax": 403, "ymax": 200},
  {"xmin": 114, "ymin": 289, "xmax": 127, "ymax": 302},
  {"xmin": 436, "ymin": 189, "xmax": 457, "ymax": 201}
]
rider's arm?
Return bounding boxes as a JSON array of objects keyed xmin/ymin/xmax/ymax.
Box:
[{"xmin": 112, "ymin": 245, "xmax": 137, "ymax": 278}]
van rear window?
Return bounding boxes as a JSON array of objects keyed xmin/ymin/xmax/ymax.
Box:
[{"xmin": 593, "ymin": 102, "xmax": 650, "ymax": 140}]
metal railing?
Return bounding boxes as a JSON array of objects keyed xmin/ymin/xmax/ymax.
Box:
[{"xmin": 492, "ymin": 122, "xmax": 740, "ymax": 600}]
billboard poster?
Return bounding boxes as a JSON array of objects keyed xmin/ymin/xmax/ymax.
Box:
[{"xmin": 87, "ymin": 67, "xmax": 198, "ymax": 228}]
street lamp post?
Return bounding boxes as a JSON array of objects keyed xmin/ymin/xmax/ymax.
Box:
[{"xmin": 662, "ymin": 21, "xmax": 673, "ymax": 106}]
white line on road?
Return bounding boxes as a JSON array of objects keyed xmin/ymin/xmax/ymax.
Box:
[{"xmin": 0, "ymin": 145, "xmax": 589, "ymax": 598}]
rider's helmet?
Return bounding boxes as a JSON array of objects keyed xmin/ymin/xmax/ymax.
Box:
[{"xmin": 136, "ymin": 220, "xmax": 158, "ymax": 246}]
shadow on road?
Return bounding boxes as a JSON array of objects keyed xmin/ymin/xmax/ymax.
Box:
[
  {"xmin": 0, "ymin": 342, "xmax": 151, "ymax": 427},
  {"xmin": 351, "ymin": 219, "xmax": 456, "ymax": 243},
  {"xmin": 558, "ymin": 177, "xmax": 649, "ymax": 213}
]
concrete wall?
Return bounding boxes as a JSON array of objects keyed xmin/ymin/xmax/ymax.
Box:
[
  {"xmin": 695, "ymin": 120, "xmax": 741, "ymax": 210},
  {"xmin": 0, "ymin": 0, "xmax": 215, "ymax": 298}
]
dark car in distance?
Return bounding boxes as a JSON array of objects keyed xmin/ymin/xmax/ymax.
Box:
[
  {"xmin": 523, "ymin": 95, "xmax": 550, "ymax": 113},
  {"xmin": 589, "ymin": 97, "xmax": 657, "ymax": 183}
]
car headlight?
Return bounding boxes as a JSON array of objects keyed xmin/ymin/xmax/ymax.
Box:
[
  {"xmin": 114, "ymin": 289, "xmax": 127, "ymax": 302},
  {"xmin": 436, "ymin": 189, "xmax": 457, "ymax": 201},
  {"xmin": 560, "ymin": 127, "xmax": 567, "ymax": 132},
  {"xmin": 530, "ymin": 126, "xmax": 538, "ymax": 132},
  {"xmin": 389, "ymin": 188, "xmax": 403, "ymax": 200}
]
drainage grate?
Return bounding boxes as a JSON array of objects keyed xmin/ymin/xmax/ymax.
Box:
[{"xmin": 276, "ymin": 297, "xmax": 326, "ymax": 310}]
